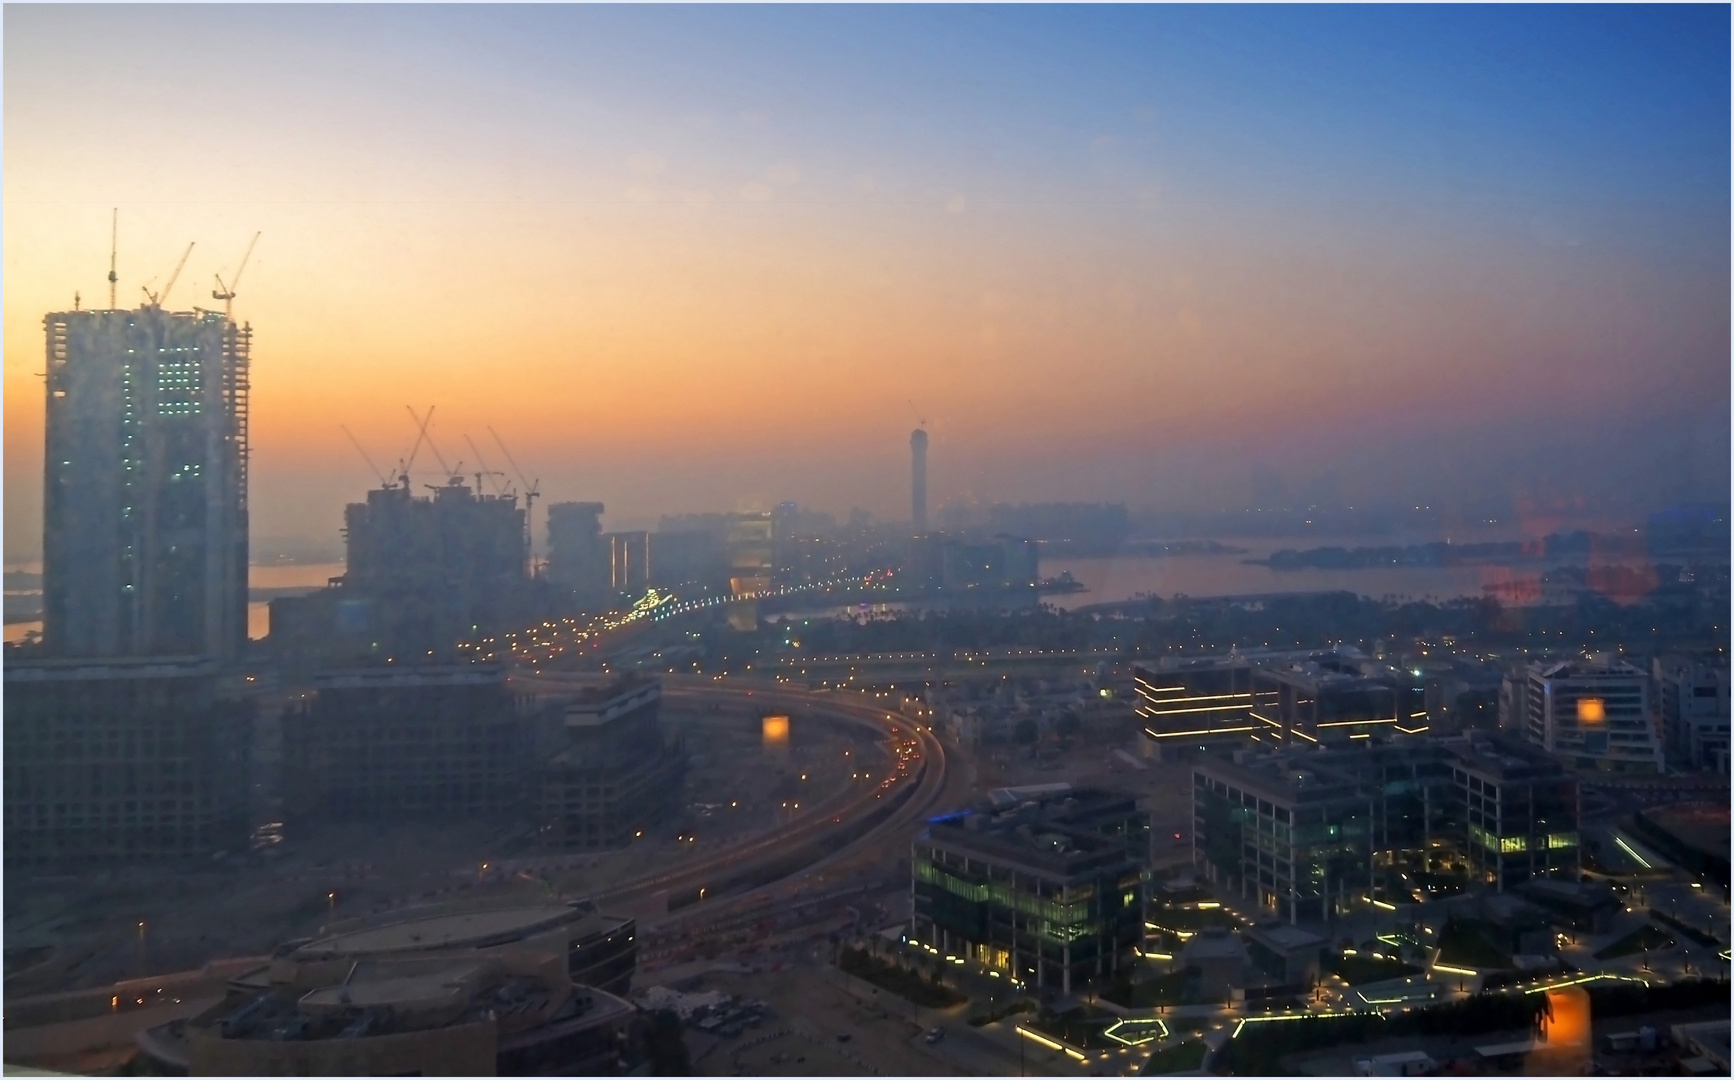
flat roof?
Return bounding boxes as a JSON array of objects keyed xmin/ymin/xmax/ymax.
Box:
[
  {"xmin": 1644, "ymin": 803, "xmax": 1732, "ymax": 860},
  {"xmin": 300, "ymin": 905, "xmax": 579, "ymax": 956},
  {"xmin": 1246, "ymin": 923, "xmax": 1325, "ymax": 951},
  {"xmin": 299, "ymin": 959, "xmax": 488, "ymax": 1010}
]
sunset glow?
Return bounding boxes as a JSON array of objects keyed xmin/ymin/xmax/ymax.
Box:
[{"xmin": 5, "ymin": 6, "xmax": 1727, "ymax": 555}]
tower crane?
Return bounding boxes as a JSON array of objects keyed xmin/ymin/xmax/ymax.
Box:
[
  {"xmin": 212, "ymin": 231, "xmax": 261, "ymax": 320},
  {"xmin": 404, "ymin": 406, "xmax": 465, "ymax": 488},
  {"xmin": 142, "ymin": 242, "xmax": 195, "ymax": 308},
  {"xmin": 488, "ymin": 426, "xmax": 541, "ymax": 575},
  {"xmin": 397, "ymin": 405, "xmax": 437, "ymax": 488},
  {"xmin": 341, "ymin": 425, "xmax": 390, "ymax": 489},
  {"xmin": 463, "ymin": 434, "xmax": 510, "ymax": 496}
]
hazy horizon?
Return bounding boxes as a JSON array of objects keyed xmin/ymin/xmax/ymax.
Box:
[{"xmin": 5, "ymin": 5, "xmax": 1728, "ymax": 558}]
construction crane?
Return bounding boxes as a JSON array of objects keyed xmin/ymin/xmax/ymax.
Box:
[
  {"xmin": 340, "ymin": 425, "xmax": 390, "ymax": 489},
  {"xmin": 142, "ymin": 242, "xmax": 195, "ymax": 308},
  {"xmin": 463, "ymin": 434, "xmax": 510, "ymax": 496},
  {"xmin": 403, "ymin": 405, "xmax": 464, "ymax": 488},
  {"xmin": 909, "ymin": 399, "xmax": 926, "ymax": 428},
  {"xmin": 212, "ymin": 231, "xmax": 261, "ymax": 320},
  {"xmin": 107, "ymin": 209, "xmax": 119, "ymax": 309},
  {"xmin": 397, "ymin": 406, "xmax": 437, "ymax": 488},
  {"xmin": 488, "ymin": 426, "xmax": 541, "ymax": 575}
]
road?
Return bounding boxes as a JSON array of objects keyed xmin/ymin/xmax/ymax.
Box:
[{"xmin": 514, "ymin": 673, "xmax": 969, "ymax": 931}]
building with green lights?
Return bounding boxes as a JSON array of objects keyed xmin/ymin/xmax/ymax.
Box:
[
  {"xmin": 910, "ymin": 786, "xmax": 1146, "ymax": 994},
  {"xmin": 1454, "ymin": 741, "xmax": 1580, "ymax": 888},
  {"xmin": 1191, "ymin": 736, "xmax": 1577, "ymax": 923}
]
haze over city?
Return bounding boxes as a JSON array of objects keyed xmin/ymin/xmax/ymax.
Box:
[
  {"xmin": 4, "ymin": 9, "xmax": 1731, "ymax": 1078},
  {"xmin": 5, "ymin": 4, "xmax": 1727, "ymax": 557}
]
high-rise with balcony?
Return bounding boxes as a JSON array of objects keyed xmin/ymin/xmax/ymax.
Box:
[{"xmin": 41, "ymin": 304, "xmax": 250, "ymax": 660}]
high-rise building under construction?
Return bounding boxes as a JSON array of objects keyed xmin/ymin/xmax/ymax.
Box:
[{"xmin": 41, "ymin": 305, "xmax": 250, "ymax": 660}]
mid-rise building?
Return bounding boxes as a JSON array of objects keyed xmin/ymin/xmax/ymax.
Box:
[
  {"xmin": 911, "ymin": 786, "xmax": 1146, "ymax": 993},
  {"xmin": 1191, "ymin": 737, "xmax": 1579, "ymax": 922},
  {"xmin": 605, "ymin": 531, "xmax": 650, "ymax": 593},
  {"xmin": 1652, "ymin": 658, "xmax": 1730, "ymax": 772},
  {"xmin": 545, "ymin": 502, "xmax": 610, "ymax": 605},
  {"xmin": 1137, "ymin": 650, "xmax": 1425, "ymax": 754},
  {"xmin": 283, "ymin": 669, "xmax": 685, "ymax": 851},
  {"xmin": 1454, "ymin": 740, "xmax": 1581, "ymax": 889},
  {"xmin": 1252, "ymin": 657, "xmax": 1428, "ymax": 745},
  {"xmin": 282, "ymin": 664, "xmax": 531, "ymax": 824},
  {"xmin": 343, "ymin": 479, "xmax": 529, "ymax": 652},
  {"xmin": 1523, "ymin": 659, "xmax": 1662, "ymax": 773},
  {"xmin": 41, "ymin": 305, "xmax": 249, "ymax": 660},
  {"xmin": 1134, "ymin": 657, "xmax": 1265, "ymax": 749},
  {"xmin": 536, "ymin": 677, "xmax": 686, "ymax": 851},
  {"xmin": 4, "ymin": 658, "xmax": 251, "ymax": 864}
]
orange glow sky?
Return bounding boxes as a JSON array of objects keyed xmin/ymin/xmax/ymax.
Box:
[{"xmin": 4, "ymin": 7, "xmax": 1727, "ymax": 556}]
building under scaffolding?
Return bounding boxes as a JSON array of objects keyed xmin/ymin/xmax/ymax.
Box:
[
  {"xmin": 41, "ymin": 305, "xmax": 250, "ymax": 660},
  {"xmin": 270, "ymin": 477, "xmax": 535, "ymax": 666}
]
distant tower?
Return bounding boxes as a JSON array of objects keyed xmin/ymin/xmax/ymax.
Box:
[
  {"xmin": 911, "ymin": 427, "xmax": 929, "ymax": 534},
  {"xmin": 42, "ymin": 304, "xmax": 250, "ymax": 660}
]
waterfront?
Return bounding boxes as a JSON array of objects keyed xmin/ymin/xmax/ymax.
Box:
[{"xmin": 5, "ymin": 542, "xmax": 1717, "ymax": 645}]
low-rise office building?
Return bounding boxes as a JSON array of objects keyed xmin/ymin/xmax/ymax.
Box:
[
  {"xmin": 1134, "ymin": 656, "xmax": 1266, "ymax": 749},
  {"xmin": 911, "ymin": 786, "xmax": 1146, "ymax": 994},
  {"xmin": 1454, "ymin": 739, "xmax": 1581, "ymax": 889},
  {"xmin": 1137, "ymin": 650, "xmax": 1427, "ymax": 755},
  {"xmin": 1253, "ymin": 657, "xmax": 1428, "ymax": 745},
  {"xmin": 1192, "ymin": 736, "xmax": 1578, "ymax": 922}
]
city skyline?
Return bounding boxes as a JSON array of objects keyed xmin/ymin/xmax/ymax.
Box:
[{"xmin": 4, "ymin": 5, "xmax": 1728, "ymax": 557}]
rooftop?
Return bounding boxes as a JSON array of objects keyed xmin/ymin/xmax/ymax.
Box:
[{"xmin": 298, "ymin": 904, "xmax": 583, "ymax": 958}]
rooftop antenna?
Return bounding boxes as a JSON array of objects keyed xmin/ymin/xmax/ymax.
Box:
[
  {"xmin": 212, "ymin": 231, "xmax": 261, "ymax": 321},
  {"xmin": 340, "ymin": 425, "xmax": 390, "ymax": 489},
  {"xmin": 108, "ymin": 209, "xmax": 118, "ymax": 309}
]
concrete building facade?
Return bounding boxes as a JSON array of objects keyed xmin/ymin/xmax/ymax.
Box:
[
  {"xmin": 1524, "ymin": 659, "xmax": 1662, "ymax": 773},
  {"xmin": 536, "ymin": 677, "xmax": 686, "ymax": 851},
  {"xmin": 42, "ymin": 306, "xmax": 250, "ymax": 660},
  {"xmin": 545, "ymin": 501, "xmax": 609, "ymax": 605},
  {"xmin": 282, "ymin": 664, "xmax": 532, "ymax": 824},
  {"xmin": 3, "ymin": 658, "xmax": 251, "ymax": 864},
  {"xmin": 1652, "ymin": 658, "xmax": 1730, "ymax": 772}
]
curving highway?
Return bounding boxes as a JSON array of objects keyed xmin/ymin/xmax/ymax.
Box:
[{"xmin": 514, "ymin": 671, "xmax": 965, "ymax": 928}]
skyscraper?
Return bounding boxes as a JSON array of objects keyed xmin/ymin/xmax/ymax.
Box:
[
  {"xmin": 42, "ymin": 305, "xmax": 250, "ymax": 660},
  {"xmin": 910, "ymin": 426, "xmax": 928, "ymax": 534}
]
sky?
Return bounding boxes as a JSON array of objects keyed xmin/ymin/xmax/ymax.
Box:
[{"xmin": 4, "ymin": 4, "xmax": 1728, "ymax": 556}]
